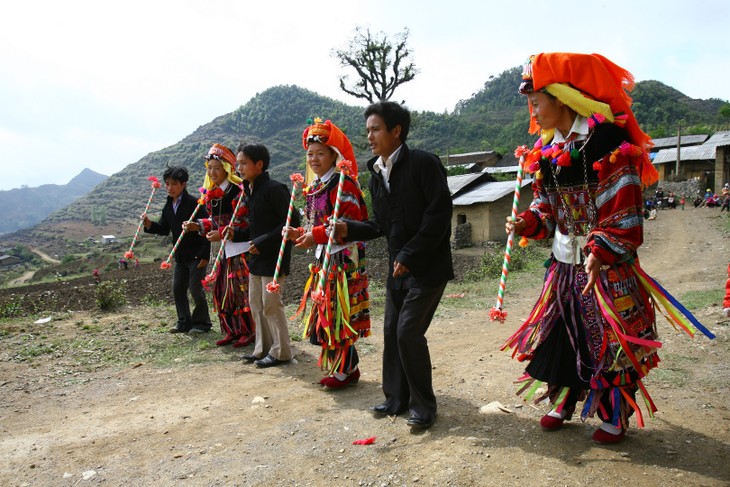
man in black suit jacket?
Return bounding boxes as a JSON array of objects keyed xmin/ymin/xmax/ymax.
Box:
[
  {"xmin": 337, "ymin": 102, "xmax": 454, "ymax": 430},
  {"xmin": 144, "ymin": 166, "xmax": 212, "ymax": 334},
  {"xmin": 233, "ymin": 143, "xmax": 300, "ymax": 368}
]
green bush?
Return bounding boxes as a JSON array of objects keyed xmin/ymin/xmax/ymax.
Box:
[
  {"xmin": 0, "ymin": 298, "xmax": 22, "ymax": 319},
  {"xmin": 96, "ymin": 280, "xmax": 127, "ymax": 311},
  {"xmin": 465, "ymin": 243, "xmax": 546, "ymax": 281}
]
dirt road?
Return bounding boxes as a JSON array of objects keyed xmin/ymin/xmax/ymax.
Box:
[{"xmin": 1, "ymin": 208, "xmax": 728, "ymax": 486}]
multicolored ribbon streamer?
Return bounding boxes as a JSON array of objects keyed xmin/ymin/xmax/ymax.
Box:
[
  {"xmin": 160, "ymin": 196, "xmax": 205, "ymax": 270},
  {"xmin": 267, "ymin": 173, "xmax": 304, "ymax": 293},
  {"xmin": 125, "ymin": 176, "xmax": 161, "ymax": 260},
  {"xmin": 490, "ymin": 146, "xmax": 529, "ymax": 322},
  {"xmin": 311, "ymin": 160, "xmax": 352, "ymax": 304},
  {"xmin": 202, "ymin": 183, "xmax": 247, "ymax": 289}
]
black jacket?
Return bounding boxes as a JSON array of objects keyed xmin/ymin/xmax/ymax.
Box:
[
  {"xmin": 346, "ymin": 144, "xmax": 454, "ymax": 289},
  {"xmin": 233, "ymin": 172, "xmax": 300, "ymax": 276},
  {"xmin": 144, "ymin": 189, "xmax": 211, "ymax": 263}
]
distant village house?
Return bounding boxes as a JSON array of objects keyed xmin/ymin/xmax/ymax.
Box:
[{"xmin": 101, "ymin": 235, "xmax": 117, "ymax": 244}]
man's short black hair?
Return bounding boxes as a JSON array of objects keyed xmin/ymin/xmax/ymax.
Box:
[
  {"xmin": 364, "ymin": 101, "xmax": 411, "ymax": 143},
  {"xmin": 236, "ymin": 142, "xmax": 271, "ymax": 170},
  {"xmin": 163, "ymin": 166, "xmax": 189, "ymax": 183}
]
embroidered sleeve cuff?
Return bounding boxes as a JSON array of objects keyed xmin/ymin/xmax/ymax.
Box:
[
  {"xmin": 519, "ymin": 210, "xmax": 542, "ymax": 238},
  {"xmin": 586, "ymin": 243, "xmax": 618, "ymax": 266},
  {"xmin": 312, "ymin": 225, "xmax": 328, "ymax": 244}
]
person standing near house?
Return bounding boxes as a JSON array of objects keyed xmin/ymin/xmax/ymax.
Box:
[
  {"xmin": 504, "ymin": 52, "xmax": 713, "ymax": 444},
  {"xmin": 143, "ymin": 166, "xmax": 212, "ymax": 334},
  {"xmin": 335, "ymin": 101, "xmax": 453, "ymax": 430},
  {"xmin": 232, "ymin": 142, "xmax": 297, "ymax": 368}
]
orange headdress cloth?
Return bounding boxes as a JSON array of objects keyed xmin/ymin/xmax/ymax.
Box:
[
  {"xmin": 302, "ymin": 119, "xmax": 358, "ymax": 182},
  {"xmin": 523, "ymin": 52, "xmax": 657, "ymax": 188},
  {"xmin": 203, "ymin": 143, "xmax": 242, "ymax": 189}
]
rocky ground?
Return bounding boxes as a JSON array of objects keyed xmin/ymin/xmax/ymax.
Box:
[{"xmin": 0, "ymin": 207, "xmax": 728, "ymax": 486}]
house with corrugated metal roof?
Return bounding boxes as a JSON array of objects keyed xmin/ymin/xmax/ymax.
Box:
[
  {"xmin": 441, "ymin": 150, "xmax": 501, "ymax": 174},
  {"xmin": 652, "ymin": 130, "xmax": 730, "ymax": 193},
  {"xmin": 448, "ymin": 173, "xmax": 532, "ymax": 246}
]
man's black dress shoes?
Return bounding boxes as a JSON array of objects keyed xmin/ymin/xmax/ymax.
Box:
[
  {"xmin": 254, "ymin": 354, "xmax": 288, "ymax": 368},
  {"xmin": 406, "ymin": 415, "xmax": 435, "ymax": 430},
  {"xmin": 369, "ymin": 404, "xmax": 407, "ymax": 416}
]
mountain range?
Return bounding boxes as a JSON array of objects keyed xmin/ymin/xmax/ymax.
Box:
[
  {"xmin": 1, "ymin": 66, "xmax": 727, "ymax": 252},
  {"xmin": 0, "ymin": 168, "xmax": 108, "ymax": 235}
]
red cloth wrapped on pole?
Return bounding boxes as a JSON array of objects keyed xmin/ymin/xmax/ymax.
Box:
[
  {"xmin": 125, "ymin": 176, "xmax": 161, "ymax": 261},
  {"xmin": 311, "ymin": 160, "xmax": 352, "ymax": 304},
  {"xmin": 267, "ymin": 173, "xmax": 305, "ymax": 293},
  {"xmin": 490, "ymin": 147, "xmax": 530, "ymax": 323}
]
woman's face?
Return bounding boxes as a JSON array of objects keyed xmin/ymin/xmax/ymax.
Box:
[
  {"xmin": 527, "ymin": 91, "xmax": 570, "ymax": 132},
  {"xmin": 306, "ymin": 141, "xmax": 337, "ymax": 178},
  {"xmin": 207, "ymin": 159, "xmax": 227, "ymax": 186}
]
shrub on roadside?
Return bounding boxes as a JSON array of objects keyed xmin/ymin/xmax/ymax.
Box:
[{"xmin": 96, "ymin": 280, "xmax": 127, "ymax": 311}]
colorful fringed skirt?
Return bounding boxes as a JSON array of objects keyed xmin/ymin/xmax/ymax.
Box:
[
  {"xmin": 502, "ymin": 256, "xmax": 714, "ymax": 430},
  {"xmin": 213, "ymin": 254, "xmax": 255, "ymax": 339},
  {"xmin": 297, "ymin": 242, "xmax": 370, "ymax": 374}
]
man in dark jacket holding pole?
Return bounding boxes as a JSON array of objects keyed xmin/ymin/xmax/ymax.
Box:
[
  {"xmin": 336, "ymin": 101, "xmax": 453, "ymax": 430},
  {"xmin": 144, "ymin": 166, "xmax": 212, "ymax": 334}
]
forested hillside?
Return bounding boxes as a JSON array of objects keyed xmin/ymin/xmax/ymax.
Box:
[{"xmin": 25, "ymin": 69, "xmax": 730, "ymax": 234}]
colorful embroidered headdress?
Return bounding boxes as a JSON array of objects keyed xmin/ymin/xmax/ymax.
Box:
[
  {"xmin": 203, "ymin": 143, "xmax": 242, "ymax": 190},
  {"xmin": 519, "ymin": 52, "xmax": 658, "ymax": 188},
  {"xmin": 302, "ymin": 118, "xmax": 358, "ymax": 181}
]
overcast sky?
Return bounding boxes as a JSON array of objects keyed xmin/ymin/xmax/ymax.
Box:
[{"xmin": 1, "ymin": 0, "xmax": 728, "ymax": 190}]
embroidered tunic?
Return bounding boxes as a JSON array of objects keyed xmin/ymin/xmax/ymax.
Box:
[
  {"xmin": 297, "ymin": 173, "xmax": 370, "ymax": 374},
  {"xmin": 200, "ymin": 183, "xmax": 255, "ymax": 340}
]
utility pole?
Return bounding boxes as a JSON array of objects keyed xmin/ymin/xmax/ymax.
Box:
[{"xmin": 675, "ymin": 121, "xmax": 681, "ymax": 178}]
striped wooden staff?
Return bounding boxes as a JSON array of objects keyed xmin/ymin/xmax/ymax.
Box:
[
  {"xmin": 490, "ymin": 146, "xmax": 529, "ymax": 323},
  {"xmin": 311, "ymin": 160, "xmax": 351, "ymax": 304},
  {"xmin": 125, "ymin": 176, "xmax": 161, "ymax": 261},
  {"xmin": 267, "ymin": 173, "xmax": 304, "ymax": 293}
]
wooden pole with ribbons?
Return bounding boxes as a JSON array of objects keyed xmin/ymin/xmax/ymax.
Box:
[
  {"xmin": 125, "ymin": 176, "xmax": 161, "ymax": 261},
  {"xmin": 266, "ymin": 173, "xmax": 304, "ymax": 293},
  {"xmin": 490, "ymin": 146, "xmax": 529, "ymax": 323},
  {"xmin": 311, "ymin": 160, "xmax": 351, "ymax": 304}
]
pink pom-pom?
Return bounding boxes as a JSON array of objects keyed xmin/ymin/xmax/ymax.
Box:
[
  {"xmin": 337, "ymin": 160, "xmax": 353, "ymax": 174},
  {"xmin": 290, "ymin": 173, "xmax": 305, "ymax": 184},
  {"xmin": 266, "ymin": 281, "xmax": 281, "ymax": 294},
  {"xmin": 148, "ymin": 176, "xmax": 161, "ymax": 188},
  {"xmin": 124, "ymin": 251, "xmax": 135, "ymax": 259},
  {"xmin": 514, "ymin": 145, "xmax": 530, "ymax": 158},
  {"xmin": 489, "ymin": 307, "xmax": 508, "ymax": 323},
  {"xmin": 311, "ymin": 289, "xmax": 325, "ymax": 304},
  {"xmin": 556, "ymin": 151, "xmax": 572, "ymax": 167},
  {"xmin": 160, "ymin": 262, "xmax": 171, "ymax": 270}
]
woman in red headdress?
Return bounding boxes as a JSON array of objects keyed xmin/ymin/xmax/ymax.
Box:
[
  {"xmin": 185, "ymin": 143, "xmax": 255, "ymax": 347},
  {"xmin": 286, "ymin": 118, "xmax": 370, "ymax": 388},
  {"xmin": 503, "ymin": 53, "xmax": 713, "ymax": 444}
]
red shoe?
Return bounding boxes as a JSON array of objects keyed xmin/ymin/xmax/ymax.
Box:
[
  {"xmin": 322, "ymin": 369, "xmax": 360, "ymax": 389},
  {"xmin": 215, "ymin": 335, "xmax": 237, "ymax": 346},
  {"xmin": 592, "ymin": 427, "xmax": 626, "ymax": 444},
  {"xmin": 232, "ymin": 335, "xmax": 254, "ymax": 348},
  {"xmin": 540, "ymin": 414, "xmax": 565, "ymax": 431}
]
